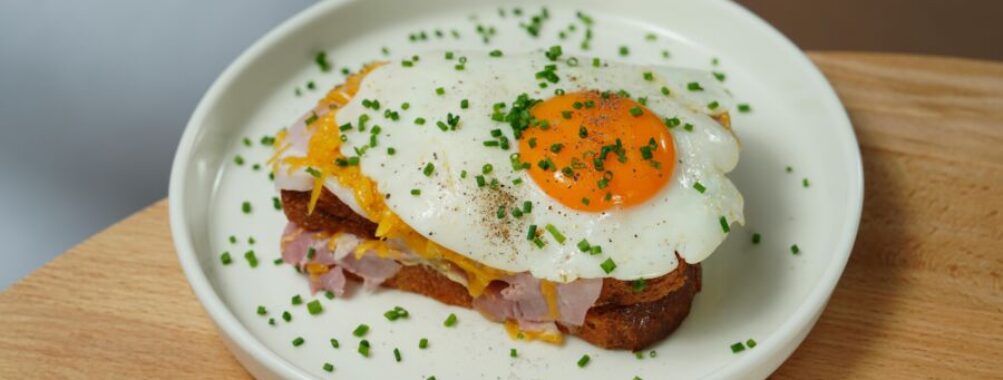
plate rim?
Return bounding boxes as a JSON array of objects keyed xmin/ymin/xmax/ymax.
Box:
[{"xmin": 168, "ymin": 0, "xmax": 864, "ymax": 378}]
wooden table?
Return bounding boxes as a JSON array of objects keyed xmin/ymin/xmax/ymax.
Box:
[{"xmin": 1, "ymin": 53, "xmax": 1000, "ymax": 379}]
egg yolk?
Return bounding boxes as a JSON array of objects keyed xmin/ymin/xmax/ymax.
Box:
[{"xmin": 520, "ymin": 91, "xmax": 675, "ymax": 212}]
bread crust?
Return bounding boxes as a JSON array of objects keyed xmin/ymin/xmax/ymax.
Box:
[{"xmin": 282, "ymin": 189, "xmax": 700, "ymax": 350}]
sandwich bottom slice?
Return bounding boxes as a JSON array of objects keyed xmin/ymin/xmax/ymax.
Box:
[{"xmin": 280, "ymin": 189, "xmax": 701, "ymax": 351}]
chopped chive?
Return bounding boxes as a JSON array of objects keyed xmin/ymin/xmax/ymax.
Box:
[
  {"xmin": 273, "ymin": 258, "xmax": 283, "ymax": 265},
  {"xmin": 272, "ymin": 196, "xmax": 282, "ymax": 210},
  {"xmin": 410, "ymin": 188, "xmax": 421, "ymax": 196},
  {"xmin": 291, "ymin": 294, "xmax": 303, "ymax": 305},
  {"xmin": 577, "ymin": 354, "xmax": 591, "ymax": 367},
  {"xmin": 394, "ymin": 348, "xmax": 402, "ymax": 362},
  {"xmin": 719, "ymin": 216, "xmax": 730, "ymax": 233},
  {"xmin": 490, "ymin": 49, "xmax": 503, "ymax": 57},
  {"xmin": 325, "ymin": 290, "xmax": 336, "ymax": 299},
  {"xmin": 738, "ymin": 103, "xmax": 752, "ymax": 113},
  {"xmin": 618, "ymin": 45, "xmax": 630, "ymax": 56},
  {"xmin": 713, "ymin": 71, "xmax": 726, "ymax": 82},
  {"xmin": 256, "ymin": 305, "xmax": 267, "ymax": 315},
  {"xmin": 661, "ymin": 86, "xmax": 671, "ymax": 96},
  {"xmin": 600, "ymin": 257, "xmax": 617, "ymax": 274},
  {"xmin": 419, "ymin": 338, "xmax": 429, "ymax": 349},
  {"xmin": 443, "ymin": 313, "xmax": 457, "ymax": 327},
  {"xmin": 323, "ymin": 362, "xmax": 334, "ymax": 372},
  {"xmin": 435, "ymin": 87, "xmax": 445, "ymax": 95},
  {"xmin": 241, "ymin": 201, "xmax": 252, "ymax": 214},
  {"xmin": 527, "ymin": 225, "xmax": 538, "ymax": 240},
  {"xmin": 791, "ymin": 244, "xmax": 800, "ymax": 255},
  {"xmin": 803, "ymin": 178, "xmax": 811, "ymax": 188},
  {"xmin": 220, "ymin": 252, "xmax": 232, "ymax": 265},
  {"xmin": 643, "ymin": 72, "xmax": 654, "ymax": 81},
  {"xmin": 786, "ymin": 166, "xmax": 793, "ymax": 173},
  {"xmin": 631, "ymin": 279, "xmax": 648, "ymax": 292},
  {"xmin": 629, "ymin": 106, "xmax": 643, "ymax": 117},
  {"xmin": 752, "ymin": 233, "xmax": 761, "ymax": 244},
  {"xmin": 415, "ymin": 117, "xmax": 426, "ymax": 125},
  {"xmin": 423, "ymin": 162, "xmax": 435, "ymax": 176},
  {"xmin": 482, "ymin": 163, "xmax": 493, "ymax": 174},
  {"xmin": 305, "ymin": 167, "xmax": 321, "ymax": 178},
  {"xmin": 244, "ymin": 250, "xmax": 258, "ymax": 268},
  {"xmin": 460, "ymin": 99, "xmax": 469, "ymax": 109},
  {"xmin": 306, "ymin": 247, "xmax": 316, "ymax": 260},
  {"xmin": 683, "ymin": 123, "xmax": 694, "ymax": 132},
  {"xmin": 589, "ymin": 245, "xmax": 602, "ymax": 255},
  {"xmin": 282, "ymin": 311, "xmax": 292, "ymax": 322},
  {"xmin": 314, "ymin": 51, "xmax": 331, "ymax": 72},
  {"xmin": 708, "ymin": 101, "xmax": 720, "ymax": 110},
  {"xmin": 353, "ymin": 324, "xmax": 369, "ymax": 337},
  {"xmin": 510, "ymin": 348, "xmax": 518, "ymax": 358},
  {"xmin": 307, "ymin": 300, "xmax": 323, "ymax": 315},
  {"xmin": 229, "ymin": 235, "xmax": 237, "ymax": 244},
  {"xmin": 523, "ymin": 201, "xmax": 532, "ymax": 213},
  {"xmin": 730, "ymin": 342, "xmax": 746, "ymax": 353},
  {"xmin": 687, "ymin": 82, "xmax": 704, "ymax": 91},
  {"xmin": 497, "ymin": 206, "xmax": 506, "ymax": 219},
  {"xmin": 577, "ymin": 239, "xmax": 591, "ymax": 252},
  {"xmin": 358, "ymin": 340, "xmax": 370, "ymax": 357},
  {"xmin": 292, "ymin": 337, "xmax": 305, "ymax": 347},
  {"xmin": 694, "ymin": 182, "xmax": 706, "ymax": 193},
  {"xmin": 544, "ymin": 224, "xmax": 566, "ymax": 244},
  {"xmin": 330, "ymin": 338, "xmax": 340, "ymax": 349},
  {"xmin": 532, "ymin": 237, "xmax": 546, "ymax": 248}
]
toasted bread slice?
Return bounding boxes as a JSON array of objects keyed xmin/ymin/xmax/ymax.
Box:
[{"xmin": 282, "ymin": 189, "xmax": 701, "ymax": 350}]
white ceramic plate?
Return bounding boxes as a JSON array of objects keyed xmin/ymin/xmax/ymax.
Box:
[{"xmin": 169, "ymin": 0, "xmax": 863, "ymax": 379}]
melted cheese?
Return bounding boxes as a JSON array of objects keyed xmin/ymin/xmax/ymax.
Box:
[
  {"xmin": 540, "ymin": 280, "xmax": 561, "ymax": 320},
  {"xmin": 504, "ymin": 320, "xmax": 564, "ymax": 344},
  {"xmin": 276, "ymin": 64, "xmax": 511, "ymax": 297}
]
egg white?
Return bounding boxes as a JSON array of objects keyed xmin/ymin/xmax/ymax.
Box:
[{"xmin": 328, "ymin": 51, "xmax": 743, "ymax": 282}]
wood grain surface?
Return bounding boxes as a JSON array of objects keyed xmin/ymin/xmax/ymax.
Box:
[{"xmin": 1, "ymin": 53, "xmax": 1001, "ymax": 379}]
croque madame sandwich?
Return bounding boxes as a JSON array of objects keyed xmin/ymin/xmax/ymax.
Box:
[{"xmin": 271, "ymin": 50, "xmax": 743, "ymax": 350}]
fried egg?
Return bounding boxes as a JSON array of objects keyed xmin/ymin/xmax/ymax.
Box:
[{"xmin": 282, "ymin": 50, "xmax": 743, "ymax": 283}]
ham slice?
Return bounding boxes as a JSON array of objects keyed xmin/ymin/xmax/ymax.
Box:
[
  {"xmin": 311, "ymin": 267, "xmax": 347, "ymax": 296},
  {"xmin": 281, "ymin": 222, "xmax": 602, "ymax": 328},
  {"xmin": 472, "ymin": 273, "xmax": 602, "ymax": 327},
  {"xmin": 339, "ymin": 253, "xmax": 401, "ymax": 291},
  {"xmin": 280, "ymin": 222, "xmax": 400, "ymax": 295},
  {"xmin": 555, "ymin": 278, "xmax": 603, "ymax": 326}
]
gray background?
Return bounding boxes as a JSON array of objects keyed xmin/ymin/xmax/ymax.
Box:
[{"xmin": 1, "ymin": 0, "xmax": 999, "ymax": 289}]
